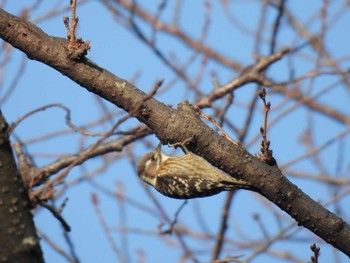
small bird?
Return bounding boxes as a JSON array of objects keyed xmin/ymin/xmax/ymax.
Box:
[{"xmin": 137, "ymin": 144, "xmax": 253, "ymax": 199}]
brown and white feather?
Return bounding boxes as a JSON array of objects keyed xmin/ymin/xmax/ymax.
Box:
[{"xmin": 137, "ymin": 147, "xmax": 252, "ymax": 199}]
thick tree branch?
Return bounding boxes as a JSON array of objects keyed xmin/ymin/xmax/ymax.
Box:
[
  {"xmin": 0, "ymin": 110, "xmax": 44, "ymax": 263},
  {"xmin": 0, "ymin": 8, "xmax": 349, "ymax": 257}
]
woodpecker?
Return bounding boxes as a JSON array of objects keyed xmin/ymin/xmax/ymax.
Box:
[{"xmin": 137, "ymin": 144, "xmax": 252, "ymax": 199}]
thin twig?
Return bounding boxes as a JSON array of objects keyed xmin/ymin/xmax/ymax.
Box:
[
  {"xmin": 38, "ymin": 200, "xmax": 71, "ymax": 232},
  {"xmin": 160, "ymin": 201, "xmax": 188, "ymax": 234}
]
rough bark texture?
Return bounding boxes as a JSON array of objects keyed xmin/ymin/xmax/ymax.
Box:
[
  {"xmin": 0, "ymin": 8, "xmax": 349, "ymax": 257},
  {"xmin": 0, "ymin": 110, "xmax": 44, "ymax": 263}
]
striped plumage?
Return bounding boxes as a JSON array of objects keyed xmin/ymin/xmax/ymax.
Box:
[{"xmin": 137, "ymin": 145, "xmax": 252, "ymax": 199}]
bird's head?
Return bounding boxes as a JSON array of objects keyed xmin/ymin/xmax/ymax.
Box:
[{"xmin": 137, "ymin": 144, "xmax": 168, "ymax": 186}]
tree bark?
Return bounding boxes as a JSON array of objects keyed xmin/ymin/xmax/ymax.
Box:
[{"xmin": 0, "ymin": 110, "xmax": 44, "ymax": 263}]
